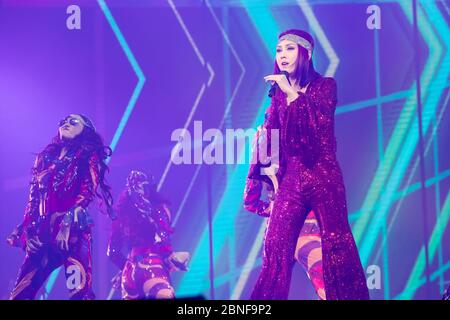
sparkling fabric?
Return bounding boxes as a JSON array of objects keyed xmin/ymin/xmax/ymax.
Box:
[
  {"xmin": 249, "ymin": 76, "xmax": 369, "ymax": 300},
  {"xmin": 7, "ymin": 146, "xmax": 99, "ymax": 300},
  {"xmin": 7, "ymin": 147, "xmax": 101, "ymax": 248},
  {"xmin": 9, "ymin": 232, "xmax": 95, "ymax": 300},
  {"xmin": 107, "ymin": 191, "xmax": 174, "ymax": 271},
  {"xmin": 243, "ymin": 172, "xmax": 325, "ymax": 299},
  {"xmin": 121, "ymin": 253, "xmax": 174, "ymax": 300},
  {"xmin": 107, "ymin": 191, "xmax": 187, "ymax": 300}
]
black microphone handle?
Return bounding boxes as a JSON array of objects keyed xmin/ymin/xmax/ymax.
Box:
[
  {"xmin": 268, "ymin": 83, "xmax": 278, "ymax": 98},
  {"xmin": 268, "ymin": 71, "xmax": 290, "ymax": 98}
]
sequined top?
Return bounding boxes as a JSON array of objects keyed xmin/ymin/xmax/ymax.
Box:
[
  {"xmin": 107, "ymin": 191, "xmax": 173, "ymax": 270},
  {"xmin": 10, "ymin": 146, "xmax": 101, "ymax": 247},
  {"xmin": 249, "ymin": 76, "xmax": 339, "ymax": 182}
]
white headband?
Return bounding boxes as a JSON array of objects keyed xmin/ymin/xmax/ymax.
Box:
[{"xmin": 278, "ymin": 34, "xmax": 313, "ymax": 60}]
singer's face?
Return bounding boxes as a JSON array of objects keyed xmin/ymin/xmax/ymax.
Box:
[
  {"xmin": 59, "ymin": 114, "xmax": 85, "ymax": 139},
  {"xmin": 276, "ymin": 39, "xmax": 299, "ymax": 75}
]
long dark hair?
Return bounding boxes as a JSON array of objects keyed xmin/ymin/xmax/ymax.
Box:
[
  {"xmin": 274, "ymin": 29, "xmax": 320, "ymax": 88},
  {"xmin": 38, "ymin": 114, "xmax": 114, "ymax": 218}
]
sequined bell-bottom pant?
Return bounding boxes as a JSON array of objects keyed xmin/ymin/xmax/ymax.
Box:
[{"xmin": 251, "ymin": 156, "xmax": 369, "ymax": 300}]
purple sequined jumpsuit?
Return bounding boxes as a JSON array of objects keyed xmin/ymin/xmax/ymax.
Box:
[{"xmin": 249, "ymin": 76, "xmax": 369, "ymax": 300}]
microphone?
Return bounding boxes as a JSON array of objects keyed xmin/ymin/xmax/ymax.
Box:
[{"xmin": 268, "ymin": 70, "xmax": 291, "ymax": 98}]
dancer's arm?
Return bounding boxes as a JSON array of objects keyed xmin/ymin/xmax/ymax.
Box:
[
  {"xmin": 107, "ymin": 218, "xmax": 127, "ymax": 270},
  {"xmin": 107, "ymin": 192, "xmax": 129, "ymax": 270},
  {"xmin": 6, "ymin": 156, "xmax": 41, "ymax": 249},
  {"xmin": 157, "ymin": 204, "xmax": 174, "ymax": 257}
]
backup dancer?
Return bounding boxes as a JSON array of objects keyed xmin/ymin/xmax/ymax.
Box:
[
  {"xmin": 107, "ymin": 170, "xmax": 189, "ymax": 300},
  {"xmin": 7, "ymin": 114, "xmax": 114, "ymax": 300}
]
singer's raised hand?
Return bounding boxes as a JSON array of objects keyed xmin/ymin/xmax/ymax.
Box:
[{"xmin": 264, "ymin": 74, "xmax": 299, "ymax": 104}]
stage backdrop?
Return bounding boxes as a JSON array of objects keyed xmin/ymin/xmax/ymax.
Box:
[{"xmin": 0, "ymin": 0, "xmax": 449, "ymax": 300}]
